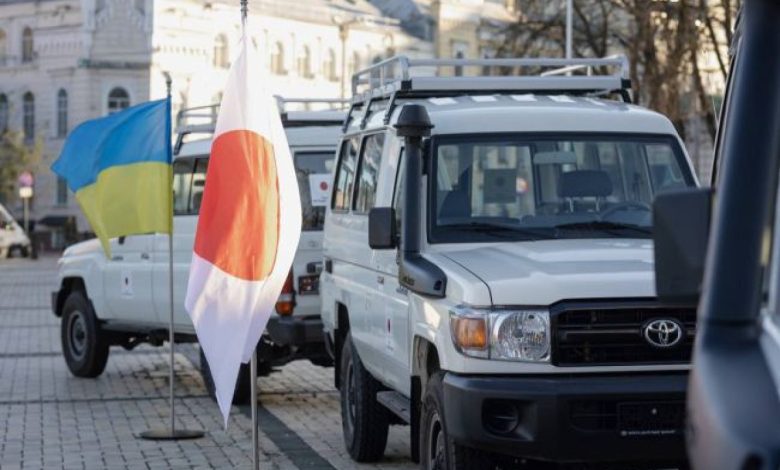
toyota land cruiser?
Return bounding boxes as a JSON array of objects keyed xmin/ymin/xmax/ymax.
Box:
[
  {"xmin": 52, "ymin": 98, "xmax": 345, "ymax": 403},
  {"xmin": 320, "ymin": 56, "xmax": 697, "ymax": 468}
]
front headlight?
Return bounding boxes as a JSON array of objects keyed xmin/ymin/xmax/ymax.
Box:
[{"xmin": 450, "ymin": 306, "xmax": 550, "ymax": 362}]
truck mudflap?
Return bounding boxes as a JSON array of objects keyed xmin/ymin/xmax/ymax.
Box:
[{"xmin": 441, "ymin": 371, "xmax": 688, "ymax": 464}]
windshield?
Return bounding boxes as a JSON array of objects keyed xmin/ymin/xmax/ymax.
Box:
[
  {"xmin": 430, "ymin": 134, "xmax": 694, "ymax": 243},
  {"xmin": 295, "ymin": 151, "xmax": 336, "ymax": 231}
]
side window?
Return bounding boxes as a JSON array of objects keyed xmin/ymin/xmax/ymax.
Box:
[
  {"xmin": 354, "ymin": 133, "xmax": 385, "ymax": 213},
  {"xmin": 332, "ymin": 137, "xmax": 360, "ymax": 211},
  {"xmin": 173, "ymin": 159, "xmax": 194, "ymax": 215},
  {"xmin": 393, "ymin": 150, "xmax": 405, "ymax": 233},
  {"xmin": 191, "ymin": 158, "xmax": 209, "ymax": 214}
]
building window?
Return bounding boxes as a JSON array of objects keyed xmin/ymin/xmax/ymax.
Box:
[
  {"xmin": 56, "ymin": 176, "xmax": 68, "ymax": 205},
  {"xmin": 0, "ymin": 29, "xmax": 7, "ymax": 66},
  {"xmin": 21, "ymin": 27, "xmax": 33, "ymax": 63},
  {"xmin": 22, "ymin": 92, "xmax": 34, "ymax": 141},
  {"xmin": 323, "ymin": 48, "xmax": 337, "ymax": 81},
  {"xmin": 271, "ymin": 41, "xmax": 285, "ymax": 75},
  {"xmin": 454, "ymin": 51, "xmax": 464, "ymax": 76},
  {"xmin": 349, "ymin": 51, "xmax": 361, "ymax": 76},
  {"xmin": 297, "ymin": 46, "xmax": 312, "ymax": 78},
  {"xmin": 107, "ymin": 87, "xmax": 130, "ymax": 114},
  {"xmin": 213, "ymin": 34, "xmax": 229, "ymax": 69},
  {"xmin": 0, "ymin": 94, "xmax": 7, "ymax": 134},
  {"xmin": 57, "ymin": 89, "xmax": 68, "ymax": 138}
]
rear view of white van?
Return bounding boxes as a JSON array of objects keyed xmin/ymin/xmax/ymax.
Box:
[{"xmin": 0, "ymin": 203, "xmax": 31, "ymax": 258}]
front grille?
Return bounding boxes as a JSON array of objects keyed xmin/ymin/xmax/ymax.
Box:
[{"xmin": 552, "ymin": 302, "xmax": 696, "ymax": 366}]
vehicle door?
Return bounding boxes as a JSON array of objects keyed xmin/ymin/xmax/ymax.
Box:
[
  {"xmin": 292, "ymin": 147, "xmax": 337, "ymax": 316},
  {"xmin": 151, "ymin": 157, "xmax": 205, "ymax": 331},
  {"xmin": 101, "ymin": 234, "xmax": 155, "ymax": 324},
  {"xmin": 370, "ymin": 136, "xmax": 412, "ymax": 394}
]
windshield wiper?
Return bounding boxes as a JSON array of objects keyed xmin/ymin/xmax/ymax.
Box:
[
  {"xmin": 440, "ymin": 222, "xmax": 549, "ymax": 239},
  {"xmin": 553, "ymin": 220, "xmax": 652, "ymax": 235}
]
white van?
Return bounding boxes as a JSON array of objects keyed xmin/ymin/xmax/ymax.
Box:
[
  {"xmin": 52, "ymin": 98, "xmax": 345, "ymax": 403},
  {"xmin": 0, "ymin": 202, "xmax": 31, "ymax": 258},
  {"xmin": 320, "ymin": 57, "xmax": 697, "ymax": 468}
]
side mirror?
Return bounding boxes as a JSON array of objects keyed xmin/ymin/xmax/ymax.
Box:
[
  {"xmin": 368, "ymin": 207, "xmax": 397, "ymax": 249},
  {"xmin": 653, "ymin": 187, "xmax": 712, "ymax": 305}
]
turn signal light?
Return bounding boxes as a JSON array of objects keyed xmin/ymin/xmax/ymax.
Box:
[
  {"xmin": 275, "ymin": 270, "xmax": 295, "ymax": 316},
  {"xmin": 451, "ymin": 315, "xmax": 487, "ymax": 352}
]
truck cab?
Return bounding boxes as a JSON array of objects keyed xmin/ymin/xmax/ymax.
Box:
[
  {"xmin": 320, "ymin": 56, "xmax": 697, "ymax": 468},
  {"xmin": 653, "ymin": 1, "xmax": 780, "ymax": 468},
  {"xmin": 52, "ymin": 98, "xmax": 345, "ymax": 403}
]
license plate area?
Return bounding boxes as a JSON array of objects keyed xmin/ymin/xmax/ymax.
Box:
[
  {"xmin": 298, "ymin": 274, "xmax": 319, "ymax": 295},
  {"xmin": 617, "ymin": 401, "xmax": 684, "ymax": 438}
]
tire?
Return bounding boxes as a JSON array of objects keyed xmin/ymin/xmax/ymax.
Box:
[
  {"xmin": 340, "ymin": 334, "xmax": 390, "ymax": 462},
  {"xmin": 419, "ymin": 372, "xmax": 495, "ymax": 470},
  {"xmin": 199, "ymin": 347, "xmax": 255, "ymax": 405},
  {"xmin": 60, "ymin": 290, "xmax": 109, "ymax": 378}
]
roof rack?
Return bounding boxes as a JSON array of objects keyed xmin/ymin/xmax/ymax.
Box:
[
  {"xmin": 345, "ymin": 55, "xmax": 631, "ymax": 130},
  {"xmin": 176, "ymin": 97, "xmax": 349, "ymax": 134},
  {"xmin": 174, "ymin": 98, "xmax": 349, "ymax": 153}
]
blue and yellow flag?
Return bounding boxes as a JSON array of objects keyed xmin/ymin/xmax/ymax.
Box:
[{"xmin": 52, "ymin": 99, "xmax": 172, "ymax": 255}]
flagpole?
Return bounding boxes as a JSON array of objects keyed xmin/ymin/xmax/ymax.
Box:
[
  {"xmin": 238, "ymin": 2, "xmax": 261, "ymax": 468},
  {"xmin": 139, "ymin": 73, "xmax": 204, "ymax": 441}
]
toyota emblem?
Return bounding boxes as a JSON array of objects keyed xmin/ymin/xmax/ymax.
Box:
[{"xmin": 643, "ymin": 319, "xmax": 684, "ymax": 348}]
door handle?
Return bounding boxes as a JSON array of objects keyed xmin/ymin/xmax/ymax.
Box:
[
  {"xmin": 140, "ymin": 253, "xmax": 150, "ymax": 260},
  {"xmin": 377, "ymin": 275, "xmax": 384, "ymax": 285},
  {"xmin": 111, "ymin": 255, "xmax": 123, "ymax": 261},
  {"xmin": 395, "ymin": 286, "xmax": 408, "ymax": 295}
]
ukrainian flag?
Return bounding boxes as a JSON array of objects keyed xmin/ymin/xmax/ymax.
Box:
[{"xmin": 52, "ymin": 99, "xmax": 172, "ymax": 256}]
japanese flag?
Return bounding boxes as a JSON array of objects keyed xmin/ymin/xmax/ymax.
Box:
[{"xmin": 184, "ymin": 30, "xmax": 301, "ymax": 426}]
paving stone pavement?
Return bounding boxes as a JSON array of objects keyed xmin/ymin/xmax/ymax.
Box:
[{"xmin": 0, "ymin": 256, "xmax": 415, "ymax": 470}]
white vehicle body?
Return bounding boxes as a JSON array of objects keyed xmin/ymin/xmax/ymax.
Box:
[
  {"xmin": 321, "ymin": 57, "xmax": 698, "ymax": 466},
  {"xmin": 0, "ymin": 202, "xmax": 30, "ymax": 258},
  {"xmin": 52, "ymin": 102, "xmax": 344, "ymax": 386}
]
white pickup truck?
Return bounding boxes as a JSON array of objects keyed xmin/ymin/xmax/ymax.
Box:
[
  {"xmin": 320, "ymin": 57, "xmax": 697, "ymax": 468},
  {"xmin": 51, "ymin": 99, "xmax": 344, "ymax": 403},
  {"xmin": 0, "ymin": 202, "xmax": 31, "ymax": 258}
]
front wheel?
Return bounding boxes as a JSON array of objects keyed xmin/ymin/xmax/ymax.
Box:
[
  {"xmin": 340, "ymin": 333, "xmax": 389, "ymax": 462},
  {"xmin": 420, "ymin": 372, "xmax": 495, "ymax": 470},
  {"xmin": 60, "ymin": 291, "xmax": 109, "ymax": 378}
]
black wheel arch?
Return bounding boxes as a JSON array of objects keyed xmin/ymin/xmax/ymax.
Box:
[
  {"xmin": 334, "ymin": 302, "xmax": 350, "ymax": 390},
  {"xmin": 55, "ymin": 277, "xmax": 87, "ymax": 317}
]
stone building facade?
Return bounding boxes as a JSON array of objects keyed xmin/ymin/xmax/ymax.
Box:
[{"xmin": 0, "ymin": 0, "xmax": 519, "ymax": 247}]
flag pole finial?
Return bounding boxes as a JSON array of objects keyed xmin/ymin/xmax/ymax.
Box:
[{"xmin": 240, "ymin": 0, "xmax": 248, "ymax": 25}]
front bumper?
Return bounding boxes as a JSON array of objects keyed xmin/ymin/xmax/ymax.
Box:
[
  {"xmin": 266, "ymin": 315, "xmax": 325, "ymax": 347},
  {"xmin": 442, "ymin": 372, "xmax": 688, "ymax": 463}
]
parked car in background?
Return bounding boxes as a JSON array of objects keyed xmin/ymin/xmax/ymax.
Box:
[
  {"xmin": 320, "ymin": 56, "xmax": 697, "ymax": 469},
  {"xmin": 0, "ymin": 202, "xmax": 31, "ymax": 259},
  {"xmin": 653, "ymin": 2, "xmax": 780, "ymax": 468},
  {"xmin": 51, "ymin": 98, "xmax": 346, "ymax": 404}
]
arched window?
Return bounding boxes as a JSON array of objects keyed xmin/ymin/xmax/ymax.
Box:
[
  {"xmin": 271, "ymin": 41, "xmax": 285, "ymax": 75},
  {"xmin": 0, "ymin": 94, "xmax": 8, "ymax": 133},
  {"xmin": 213, "ymin": 34, "xmax": 229, "ymax": 69},
  {"xmin": 454, "ymin": 51, "xmax": 464, "ymax": 76},
  {"xmin": 21, "ymin": 27, "xmax": 33, "ymax": 63},
  {"xmin": 297, "ymin": 46, "xmax": 311, "ymax": 78},
  {"xmin": 323, "ymin": 48, "xmax": 337, "ymax": 81},
  {"xmin": 57, "ymin": 89, "xmax": 68, "ymax": 138},
  {"xmin": 0, "ymin": 30, "xmax": 7, "ymax": 66},
  {"xmin": 107, "ymin": 87, "xmax": 130, "ymax": 114},
  {"xmin": 22, "ymin": 92, "xmax": 34, "ymax": 141},
  {"xmin": 348, "ymin": 51, "xmax": 360, "ymax": 77}
]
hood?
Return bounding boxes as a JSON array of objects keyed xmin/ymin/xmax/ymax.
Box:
[
  {"xmin": 442, "ymin": 239, "xmax": 656, "ymax": 306},
  {"xmin": 62, "ymin": 238, "xmax": 102, "ymax": 258}
]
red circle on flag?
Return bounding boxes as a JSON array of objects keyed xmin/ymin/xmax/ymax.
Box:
[{"xmin": 320, "ymin": 181, "xmax": 328, "ymax": 191}]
